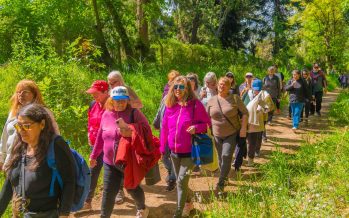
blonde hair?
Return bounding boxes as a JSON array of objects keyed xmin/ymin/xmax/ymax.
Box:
[
  {"xmin": 104, "ymin": 97, "xmax": 130, "ymax": 111},
  {"xmin": 10, "ymin": 80, "xmax": 45, "ymax": 117},
  {"xmin": 108, "ymin": 70, "xmax": 125, "ymax": 85},
  {"xmin": 204, "ymin": 72, "xmax": 217, "ymax": 84},
  {"xmin": 165, "ymin": 76, "xmax": 197, "ymax": 107},
  {"xmin": 267, "ymin": 66, "xmax": 276, "ymax": 74},
  {"xmin": 167, "ymin": 70, "xmax": 180, "ymax": 83},
  {"xmin": 218, "ymin": 77, "xmax": 231, "ymax": 87}
]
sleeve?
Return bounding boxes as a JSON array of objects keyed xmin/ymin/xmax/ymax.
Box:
[
  {"xmin": 236, "ymin": 96, "xmax": 249, "ymax": 115},
  {"xmin": 54, "ymin": 138, "xmax": 76, "ymax": 216},
  {"xmin": 127, "ymin": 86, "xmax": 143, "ymax": 109},
  {"xmin": 160, "ymin": 108, "xmax": 169, "ymax": 154},
  {"xmin": 193, "ymin": 100, "xmax": 211, "ymax": 133},
  {"xmin": 0, "ymin": 121, "xmax": 10, "ymax": 164},
  {"xmin": 153, "ymin": 99, "xmax": 165, "ymax": 129},
  {"xmin": 0, "ymin": 178, "xmax": 13, "ymax": 215},
  {"xmin": 284, "ymin": 80, "xmax": 294, "ymax": 91},
  {"xmin": 90, "ymin": 114, "xmax": 105, "ymax": 160},
  {"xmin": 276, "ymin": 77, "xmax": 281, "ymax": 98}
]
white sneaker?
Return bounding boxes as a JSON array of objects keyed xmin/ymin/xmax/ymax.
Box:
[
  {"xmin": 182, "ymin": 201, "xmax": 194, "ymax": 217},
  {"xmin": 136, "ymin": 207, "xmax": 149, "ymax": 218},
  {"xmin": 292, "ymin": 127, "xmax": 297, "ymax": 130}
]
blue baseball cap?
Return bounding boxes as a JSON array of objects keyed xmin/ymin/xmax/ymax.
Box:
[
  {"xmin": 252, "ymin": 79, "xmax": 262, "ymax": 91},
  {"xmin": 110, "ymin": 86, "xmax": 130, "ymax": 100}
]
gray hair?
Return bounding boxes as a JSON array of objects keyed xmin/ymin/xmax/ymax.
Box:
[
  {"xmin": 267, "ymin": 66, "xmax": 276, "ymax": 73},
  {"xmin": 107, "ymin": 70, "xmax": 125, "ymax": 85},
  {"xmin": 204, "ymin": 72, "xmax": 217, "ymax": 83}
]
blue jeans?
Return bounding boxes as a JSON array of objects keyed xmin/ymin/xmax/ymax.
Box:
[{"xmin": 290, "ymin": 103, "xmax": 304, "ymax": 128}]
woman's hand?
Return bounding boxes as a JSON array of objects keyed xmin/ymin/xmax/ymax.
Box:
[
  {"xmin": 186, "ymin": 126, "xmax": 196, "ymax": 134},
  {"xmin": 89, "ymin": 159, "xmax": 97, "ymax": 168},
  {"xmin": 119, "ymin": 127, "xmax": 132, "ymax": 137},
  {"xmin": 239, "ymin": 128, "xmax": 247, "ymax": 138}
]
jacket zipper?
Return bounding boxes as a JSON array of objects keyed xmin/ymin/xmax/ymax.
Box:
[{"xmin": 174, "ymin": 106, "xmax": 183, "ymax": 153}]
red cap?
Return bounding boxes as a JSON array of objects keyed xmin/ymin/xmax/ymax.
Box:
[{"xmin": 86, "ymin": 80, "xmax": 109, "ymax": 94}]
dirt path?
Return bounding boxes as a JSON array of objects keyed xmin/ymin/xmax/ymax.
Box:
[{"xmin": 74, "ymin": 91, "xmax": 339, "ymax": 218}]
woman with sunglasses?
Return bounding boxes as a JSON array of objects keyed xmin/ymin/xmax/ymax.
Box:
[
  {"xmin": 0, "ymin": 80, "xmax": 59, "ymax": 171},
  {"xmin": 0, "ymin": 104, "xmax": 75, "ymax": 218},
  {"xmin": 225, "ymin": 72, "xmax": 239, "ymax": 95},
  {"xmin": 161, "ymin": 76, "xmax": 211, "ymax": 218},
  {"xmin": 186, "ymin": 72, "xmax": 201, "ymax": 98},
  {"xmin": 239, "ymin": 72, "xmax": 254, "ymax": 98}
]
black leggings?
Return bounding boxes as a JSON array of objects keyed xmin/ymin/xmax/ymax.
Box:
[{"xmin": 101, "ymin": 163, "xmax": 145, "ymax": 218}]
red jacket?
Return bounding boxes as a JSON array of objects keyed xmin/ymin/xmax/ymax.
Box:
[{"xmin": 115, "ymin": 123, "xmax": 161, "ymax": 189}]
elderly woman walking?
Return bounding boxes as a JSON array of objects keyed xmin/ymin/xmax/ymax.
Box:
[{"xmin": 207, "ymin": 77, "xmax": 248, "ymax": 192}]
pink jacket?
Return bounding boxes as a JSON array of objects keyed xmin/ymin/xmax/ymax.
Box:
[
  {"xmin": 90, "ymin": 106, "xmax": 150, "ymax": 166},
  {"xmin": 87, "ymin": 101, "xmax": 105, "ymax": 146},
  {"xmin": 160, "ymin": 99, "xmax": 211, "ymax": 154}
]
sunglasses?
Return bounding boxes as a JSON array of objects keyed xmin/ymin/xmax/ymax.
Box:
[
  {"xmin": 245, "ymin": 76, "xmax": 253, "ymax": 78},
  {"xmin": 14, "ymin": 122, "xmax": 35, "ymax": 132},
  {"xmin": 174, "ymin": 84, "xmax": 185, "ymax": 90},
  {"xmin": 187, "ymin": 77, "xmax": 195, "ymax": 81}
]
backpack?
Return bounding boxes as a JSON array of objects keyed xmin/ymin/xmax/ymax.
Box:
[{"xmin": 47, "ymin": 135, "xmax": 91, "ymax": 212}]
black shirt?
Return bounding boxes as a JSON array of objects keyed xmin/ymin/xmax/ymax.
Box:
[{"xmin": 0, "ymin": 137, "xmax": 76, "ymax": 216}]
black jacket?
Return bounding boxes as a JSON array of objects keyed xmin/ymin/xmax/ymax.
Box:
[
  {"xmin": 285, "ymin": 78, "xmax": 309, "ymax": 103},
  {"xmin": 0, "ymin": 137, "xmax": 76, "ymax": 216}
]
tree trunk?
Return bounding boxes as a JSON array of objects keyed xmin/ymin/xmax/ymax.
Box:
[
  {"xmin": 92, "ymin": 0, "xmax": 113, "ymax": 66},
  {"xmin": 104, "ymin": 0, "xmax": 134, "ymax": 62},
  {"xmin": 190, "ymin": 9, "xmax": 201, "ymax": 44},
  {"xmin": 136, "ymin": 0, "xmax": 149, "ymax": 60}
]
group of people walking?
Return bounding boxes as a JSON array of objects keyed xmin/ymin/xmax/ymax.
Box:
[{"xmin": 0, "ymin": 63, "xmax": 328, "ymax": 218}]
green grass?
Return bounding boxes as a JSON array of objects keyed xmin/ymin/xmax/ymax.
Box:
[{"xmin": 204, "ymin": 93, "xmax": 349, "ymax": 217}]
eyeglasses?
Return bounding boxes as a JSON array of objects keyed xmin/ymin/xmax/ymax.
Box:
[
  {"xmin": 174, "ymin": 84, "xmax": 185, "ymax": 90},
  {"xmin": 16, "ymin": 90, "xmax": 31, "ymax": 96},
  {"xmin": 187, "ymin": 77, "xmax": 195, "ymax": 81},
  {"xmin": 14, "ymin": 122, "xmax": 35, "ymax": 132}
]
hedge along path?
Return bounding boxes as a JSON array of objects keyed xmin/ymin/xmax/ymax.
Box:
[{"xmin": 73, "ymin": 90, "xmax": 339, "ymax": 218}]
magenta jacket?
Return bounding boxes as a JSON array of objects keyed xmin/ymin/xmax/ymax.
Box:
[
  {"xmin": 160, "ymin": 99, "xmax": 211, "ymax": 154},
  {"xmin": 90, "ymin": 106, "xmax": 150, "ymax": 166}
]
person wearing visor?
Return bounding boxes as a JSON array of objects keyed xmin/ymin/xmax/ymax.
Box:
[
  {"xmin": 83, "ymin": 80, "xmax": 109, "ymax": 210},
  {"xmin": 244, "ymin": 79, "xmax": 274, "ymax": 166},
  {"xmin": 90, "ymin": 86, "xmax": 150, "ymax": 218}
]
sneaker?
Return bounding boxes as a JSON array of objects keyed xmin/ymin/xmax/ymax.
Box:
[
  {"xmin": 292, "ymin": 127, "xmax": 298, "ymax": 131},
  {"xmin": 136, "ymin": 207, "xmax": 149, "ymax": 218},
  {"xmin": 267, "ymin": 121, "xmax": 272, "ymax": 125},
  {"xmin": 247, "ymin": 158, "xmax": 254, "ymax": 167},
  {"xmin": 214, "ymin": 184, "xmax": 224, "ymax": 196},
  {"xmin": 82, "ymin": 202, "xmax": 92, "ymax": 211},
  {"xmin": 115, "ymin": 189, "xmax": 124, "ymax": 204},
  {"xmin": 182, "ymin": 202, "xmax": 194, "ymax": 217},
  {"xmin": 255, "ymin": 152, "xmax": 260, "ymax": 157},
  {"xmin": 165, "ymin": 180, "xmax": 176, "ymax": 192},
  {"xmin": 262, "ymin": 137, "xmax": 267, "ymax": 143}
]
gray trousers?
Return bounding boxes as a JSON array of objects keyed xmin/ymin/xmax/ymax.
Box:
[
  {"xmin": 214, "ymin": 133, "xmax": 237, "ymax": 187},
  {"xmin": 171, "ymin": 154, "xmax": 194, "ymax": 217}
]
